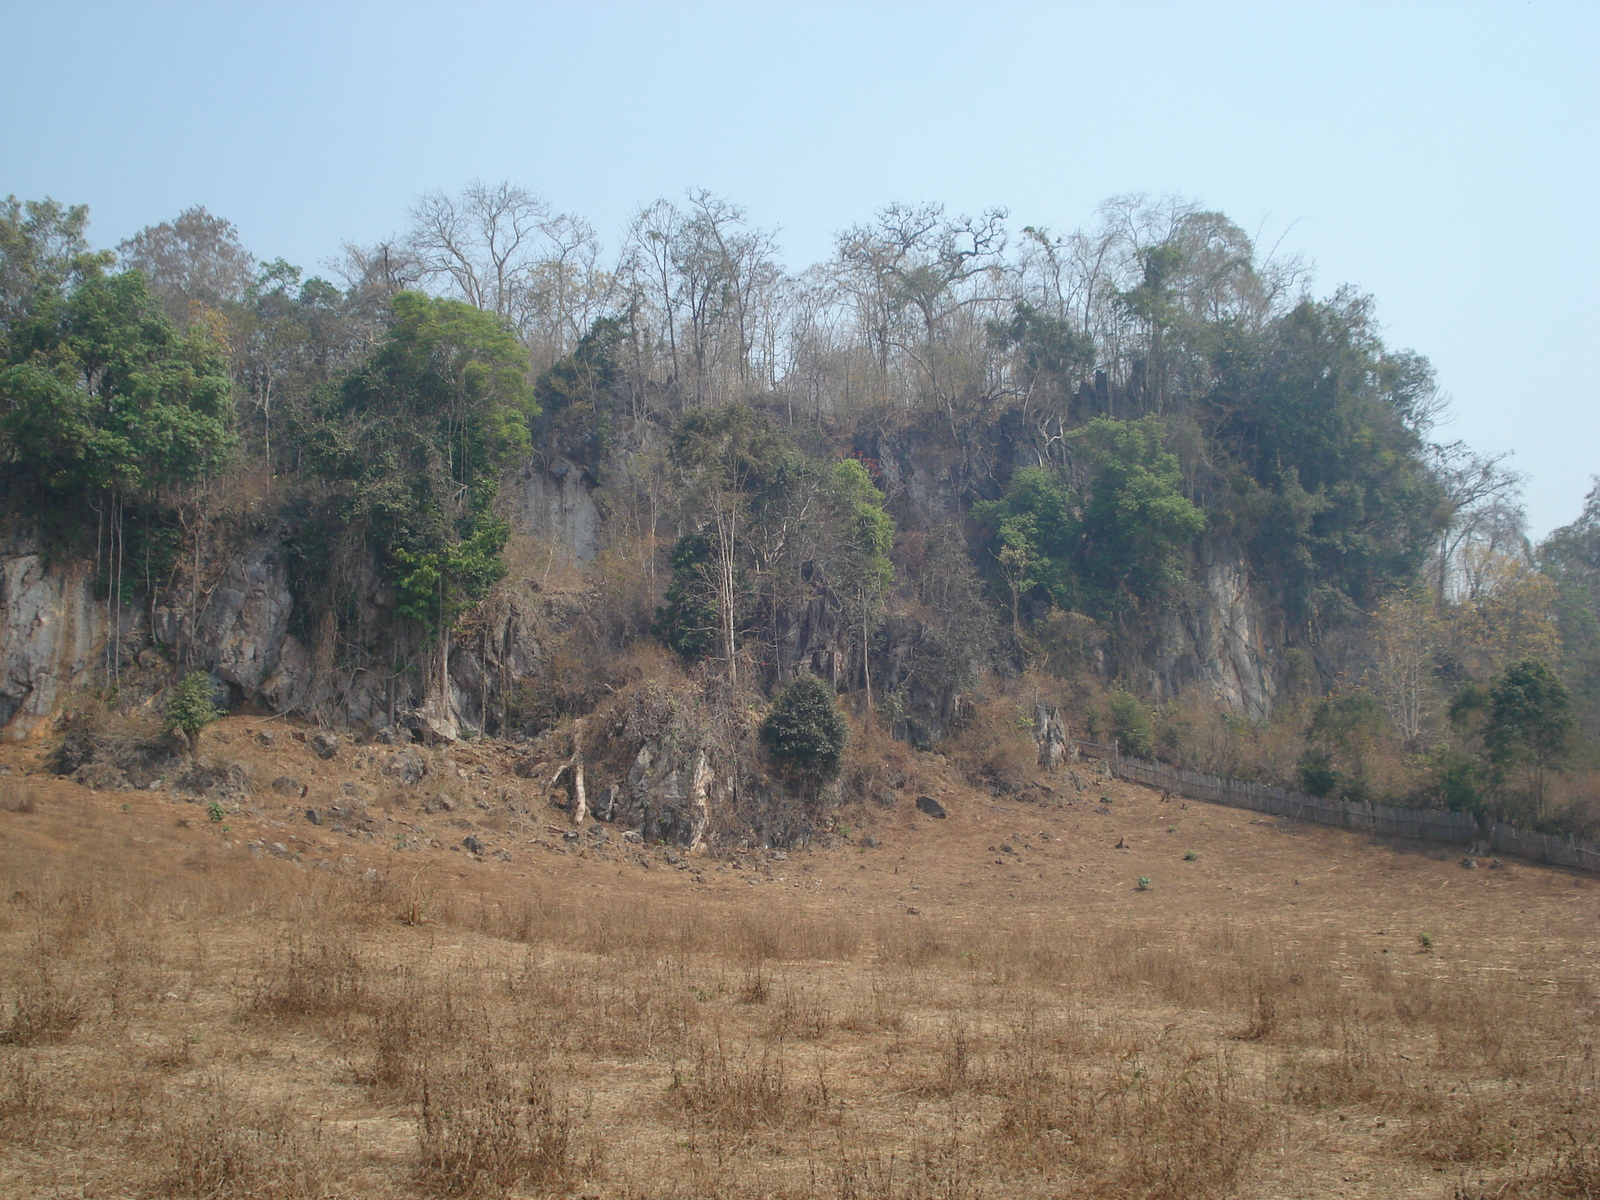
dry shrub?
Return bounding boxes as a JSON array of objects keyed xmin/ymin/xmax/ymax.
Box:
[
  {"xmin": 1404, "ymin": 1091, "xmax": 1525, "ymax": 1166},
  {"xmin": 769, "ymin": 982, "xmax": 831, "ymax": 1041},
  {"xmin": 416, "ymin": 1046, "xmax": 575, "ymax": 1198},
  {"xmin": 52, "ymin": 700, "xmax": 173, "ymax": 787},
  {"xmin": 1, "ymin": 956, "xmax": 86, "ymax": 1045},
  {"xmin": 0, "ymin": 781, "xmax": 38, "ymax": 813},
  {"xmin": 833, "ymin": 1127, "xmax": 981, "ymax": 1200},
  {"xmin": 670, "ymin": 1030, "xmax": 828, "ymax": 1131},
  {"xmin": 736, "ymin": 962, "xmax": 771, "ymax": 1004},
  {"xmin": 247, "ymin": 937, "xmax": 365, "ymax": 1020},
  {"xmin": 943, "ymin": 690, "xmax": 1039, "ymax": 795},
  {"xmin": 1456, "ymin": 1136, "xmax": 1600, "ymax": 1199},
  {"xmin": 1284, "ymin": 1020, "xmax": 1403, "ymax": 1108},
  {"xmin": 1105, "ymin": 1051, "xmax": 1273, "ymax": 1200},
  {"xmin": 0, "ymin": 1053, "xmax": 47, "ymax": 1140},
  {"xmin": 836, "ymin": 973, "xmax": 905, "ymax": 1034},
  {"xmin": 160, "ymin": 1080, "xmax": 334, "ymax": 1200}
]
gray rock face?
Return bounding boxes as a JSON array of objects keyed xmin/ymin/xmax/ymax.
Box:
[
  {"xmin": 193, "ymin": 538, "xmax": 293, "ymax": 697},
  {"xmin": 0, "ymin": 554, "xmax": 110, "ymax": 740},
  {"xmin": 622, "ymin": 742, "xmax": 713, "ymax": 851},
  {"xmin": 1153, "ymin": 538, "xmax": 1281, "ymax": 722},
  {"xmin": 1033, "ymin": 703, "xmax": 1068, "ymax": 772},
  {"xmin": 519, "ymin": 458, "xmax": 601, "ymax": 562}
]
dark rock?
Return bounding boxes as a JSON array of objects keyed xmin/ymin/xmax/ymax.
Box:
[
  {"xmin": 311, "ymin": 731, "xmax": 339, "ymax": 760},
  {"xmin": 592, "ymin": 783, "xmax": 618, "ymax": 822},
  {"xmin": 255, "ymin": 730, "xmax": 275, "ymax": 747},
  {"xmin": 1000, "ymin": 844, "xmax": 1016, "ymax": 855},
  {"xmin": 180, "ymin": 758, "xmax": 251, "ymax": 800},
  {"xmin": 561, "ymin": 830, "xmax": 580, "ymax": 843},
  {"xmin": 380, "ymin": 749, "xmax": 427, "ymax": 786},
  {"xmin": 915, "ymin": 795, "xmax": 947, "ymax": 819},
  {"xmin": 462, "ymin": 834, "xmax": 484, "ymax": 855},
  {"xmin": 622, "ymin": 829, "xmax": 644, "ymax": 844},
  {"xmin": 272, "ymin": 776, "xmax": 305, "ymax": 798},
  {"xmin": 305, "ymin": 808, "xmax": 321, "ymax": 826},
  {"xmin": 72, "ymin": 762, "xmax": 129, "ymax": 791},
  {"xmin": 860, "ymin": 836, "xmax": 880, "ymax": 848}
]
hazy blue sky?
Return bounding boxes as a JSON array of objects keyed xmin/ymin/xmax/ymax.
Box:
[{"xmin": 4, "ymin": 1, "xmax": 1596, "ymax": 536}]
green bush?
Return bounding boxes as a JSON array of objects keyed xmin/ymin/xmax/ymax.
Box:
[
  {"xmin": 166, "ymin": 671, "xmax": 221, "ymax": 738},
  {"xmin": 760, "ymin": 674, "xmax": 849, "ymax": 787},
  {"xmin": 1109, "ymin": 690, "xmax": 1153, "ymax": 759}
]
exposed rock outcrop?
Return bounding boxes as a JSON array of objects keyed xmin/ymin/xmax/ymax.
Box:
[
  {"xmin": 1153, "ymin": 538, "xmax": 1282, "ymax": 722},
  {"xmin": 0, "ymin": 552, "xmax": 112, "ymax": 740},
  {"xmin": 191, "ymin": 537, "xmax": 294, "ymax": 702}
]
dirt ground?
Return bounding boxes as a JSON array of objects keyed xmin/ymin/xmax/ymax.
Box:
[{"xmin": 1, "ymin": 716, "xmax": 1597, "ymax": 1199}]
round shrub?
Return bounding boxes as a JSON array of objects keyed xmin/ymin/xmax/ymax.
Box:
[
  {"xmin": 166, "ymin": 671, "xmax": 221, "ymax": 738},
  {"xmin": 760, "ymin": 674, "xmax": 848, "ymax": 786}
]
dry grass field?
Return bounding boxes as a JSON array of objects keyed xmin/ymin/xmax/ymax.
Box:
[{"xmin": 1, "ymin": 717, "xmax": 1597, "ymax": 1199}]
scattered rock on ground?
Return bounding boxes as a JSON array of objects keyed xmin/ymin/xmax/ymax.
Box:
[
  {"xmin": 311, "ymin": 731, "xmax": 339, "ymax": 760},
  {"xmin": 916, "ymin": 795, "xmax": 947, "ymax": 819}
]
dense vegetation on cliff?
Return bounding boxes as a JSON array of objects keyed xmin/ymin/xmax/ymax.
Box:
[{"xmin": 0, "ymin": 188, "xmax": 1594, "ymax": 835}]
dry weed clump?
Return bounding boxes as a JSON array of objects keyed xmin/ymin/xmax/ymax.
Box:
[
  {"xmin": 415, "ymin": 1045, "xmax": 576, "ymax": 1198},
  {"xmin": 1, "ymin": 943, "xmax": 86, "ymax": 1046},
  {"xmin": 158, "ymin": 1079, "xmax": 335, "ymax": 1200},
  {"xmin": 247, "ymin": 937, "xmax": 367, "ymax": 1021},
  {"xmin": 669, "ymin": 1030, "xmax": 832, "ymax": 1132}
]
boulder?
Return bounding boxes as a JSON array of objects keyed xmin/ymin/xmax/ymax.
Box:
[{"xmin": 380, "ymin": 749, "xmax": 427, "ymax": 786}]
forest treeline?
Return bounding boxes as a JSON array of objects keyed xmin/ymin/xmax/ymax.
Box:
[{"xmin": 0, "ymin": 186, "xmax": 1595, "ymax": 836}]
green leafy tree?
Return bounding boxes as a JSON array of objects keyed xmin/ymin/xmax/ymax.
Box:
[
  {"xmin": 165, "ymin": 670, "xmax": 221, "ymax": 739},
  {"xmin": 665, "ymin": 403, "xmax": 795, "ymax": 683},
  {"xmin": 761, "ymin": 673, "xmax": 849, "ymax": 789},
  {"xmin": 1108, "ymin": 690, "xmax": 1154, "ymax": 759},
  {"xmin": 1205, "ymin": 292, "xmax": 1445, "ymax": 630},
  {"xmin": 1, "ymin": 196, "xmax": 111, "ymax": 333},
  {"xmin": 1484, "ymin": 658, "xmax": 1572, "ymax": 821},
  {"xmin": 291, "ymin": 292, "xmax": 536, "ymax": 730},
  {"xmin": 533, "ymin": 315, "xmax": 625, "ymax": 471},
  {"xmin": 1298, "ymin": 690, "xmax": 1382, "ymax": 801},
  {"xmin": 829, "ymin": 457, "xmax": 894, "ymax": 710},
  {"xmin": 0, "ymin": 268, "xmax": 234, "ymax": 495},
  {"xmin": 1538, "ymin": 479, "xmax": 1600, "ymax": 755},
  {"xmin": 652, "ymin": 532, "xmax": 721, "ymax": 661},
  {"xmin": 304, "ymin": 291, "xmax": 534, "ymax": 612},
  {"xmin": 1074, "ymin": 416, "xmax": 1206, "ymax": 612},
  {"xmin": 973, "ymin": 466, "xmax": 1080, "ymax": 623}
]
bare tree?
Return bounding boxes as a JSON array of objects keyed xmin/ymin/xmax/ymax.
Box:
[
  {"xmin": 1429, "ymin": 443, "xmax": 1525, "ymax": 604},
  {"xmin": 118, "ymin": 206, "xmax": 255, "ymax": 326}
]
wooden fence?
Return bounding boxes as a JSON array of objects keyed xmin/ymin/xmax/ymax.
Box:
[{"xmin": 1075, "ymin": 741, "xmax": 1600, "ymax": 874}]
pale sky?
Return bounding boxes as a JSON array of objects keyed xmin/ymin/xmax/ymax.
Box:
[{"xmin": 3, "ymin": 0, "xmax": 1596, "ymax": 537}]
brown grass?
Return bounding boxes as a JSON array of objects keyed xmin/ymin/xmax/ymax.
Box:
[{"xmin": 2, "ymin": 725, "xmax": 1598, "ymax": 1199}]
